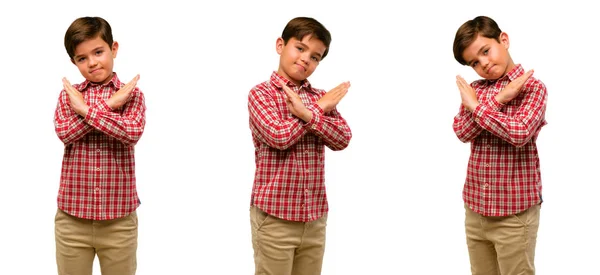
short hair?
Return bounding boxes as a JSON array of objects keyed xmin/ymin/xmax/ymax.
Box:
[
  {"xmin": 281, "ymin": 17, "xmax": 332, "ymax": 60},
  {"xmin": 453, "ymin": 16, "xmax": 502, "ymax": 65},
  {"xmin": 64, "ymin": 17, "xmax": 113, "ymax": 60}
]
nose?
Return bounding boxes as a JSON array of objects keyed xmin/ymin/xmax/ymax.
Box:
[
  {"xmin": 481, "ymin": 58, "xmax": 490, "ymax": 70},
  {"xmin": 299, "ymin": 52, "xmax": 310, "ymax": 65},
  {"xmin": 88, "ymin": 56, "xmax": 99, "ymax": 67}
]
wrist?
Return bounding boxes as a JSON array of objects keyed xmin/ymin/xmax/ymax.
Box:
[
  {"xmin": 106, "ymin": 98, "xmax": 115, "ymax": 110},
  {"xmin": 494, "ymin": 94, "xmax": 506, "ymax": 105},
  {"xmin": 301, "ymin": 109, "xmax": 313, "ymax": 122},
  {"xmin": 316, "ymin": 101, "xmax": 327, "ymax": 112},
  {"xmin": 468, "ymin": 102, "xmax": 479, "ymax": 112},
  {"xmin": 76, "ymin": 105, "xmax": 89, "ymax": 117}
]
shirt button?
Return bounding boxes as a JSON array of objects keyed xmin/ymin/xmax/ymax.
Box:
[
  {"xmin": 485, "ymin": 163, "xmax": 491, "ymax": 167},
  {"xmin": 301, "ymin": 204, "xmax": 305, "ymax": 208},
  {"xmin": 96, "ymin": 149, "xmax": 101, "ymax": 153},
  {"xmin": 483, "ymin": 183, "xmax": 489, "ymax": 189},
  {"xmin": 486, "ymin": 145, "xmax": 491, "ymax": 148},
  {"xmin": 305, "ymin": 169, "xmax": 310, "ymax": 173},
  {"xmin": 95, "ymin": 187, "xmax": 100, "ymax": 192},
  {"xmin": 96, "ymin": 168, "xmax": 101, "ymax": 171},
  {"xmin": 305, "ymin": 189, "xmax": 309, "ymax": 193},
  {"xmin": 305, "ymin": 150, "xmax": 309, "ymax": 154}
]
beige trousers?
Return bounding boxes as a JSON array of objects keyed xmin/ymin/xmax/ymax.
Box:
[
  {"xmin": 465, "ymin": 204, "xmax": 541, "ymax": 275},
  {"xmin": 55, "ymin": 209, "xmax": 138, "ymax": 275},
  {"xmin": 250, "ymin": 206, "xmax": 327, "ymax": 275}
]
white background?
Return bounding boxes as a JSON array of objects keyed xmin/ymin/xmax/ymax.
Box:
[{"xmin": 0, "ymin": 0, "xmax": 598, "ymax": 274}]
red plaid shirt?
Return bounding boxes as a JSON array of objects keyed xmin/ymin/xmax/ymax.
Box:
[
  {"xmin": 248, "ymin": 72, "xmax": 352, "ymax": 222},
  {"xmin": 454, "ymin": 64, "xmax": 547, "ymax": 216},
  {"xmin": 54, "ymin": 73, "xmax": 146, "ymax": 220}
]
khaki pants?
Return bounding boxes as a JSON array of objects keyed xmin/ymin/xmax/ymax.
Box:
[
  {"xmin": 250, "ymin": 206, "xmax": 327, "ymax": 275},
  {"xmin": 465, "ymin": 204, "xmax": 540, "ymax": 275},
  {"xmin": 55, "ymin": 209, "xmax": 138, "ymax": 275}
]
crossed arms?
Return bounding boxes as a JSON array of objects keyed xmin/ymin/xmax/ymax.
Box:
[
  {"xmin": 54, "ymin": 75, "xmax": 145, "ymax": 146},
  {"xmin": 249, "ymin": 81, "xmax": 352, "ymax": 151},
  {"xmin": 453, "ymin": 70, "xmax": 547, "ymax": 147}
]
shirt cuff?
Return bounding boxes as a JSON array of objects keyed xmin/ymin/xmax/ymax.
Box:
[
  {"xmin": 84, "ymin": 100, "xmax": 112, "ymax": 123},
  {"xmin": 487, "ymin": 96, "xmax": 504, "ymax": 111},
  {"xmin": 304, "ymin": 103, "xmax": 323, "ymax": 131},
  {"xmin": 472, "ymin": 104, "xmax": 486, "ymax": 124},
  {"xmin": 98, "ymin": 100, "xmax": 113, "ymax": 112},
  {"xmin": 84, "ymin": 106, "xmax": 96, "ymax": 123},
  {"xmin": 472, "ymin": 96, "xmax": 504, "ymax": 124}
]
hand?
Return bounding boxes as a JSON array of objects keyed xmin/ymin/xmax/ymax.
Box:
[
  {"xmin": 495, "ymin": 69, "xmax": 534, "ymax": 104},
  {"xmin": 107, "ymin": 74, "xmax": 140, "ymax": 110},
  {"xmin": 62, "ymin": 77, "xmax": 89, "ymax": 116},
  {"xmin": 317, "ymin": 81, "xmax": 350, "ymax": 113},
  {"xmin": 456, "ymin": 75, "xmax": 479, "ymax": 111},
  {"xmin": 280, "ymin": 81, "xmax": 312, "ymax": 122}
]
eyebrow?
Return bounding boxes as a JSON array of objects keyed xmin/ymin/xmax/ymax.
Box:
[
  {"xmin": 74, "ymin": 46, "xmax": 105, "ymax": 59},
  {"xmin": 295, "ymin": 41, "xmax": 323, "ymax": 59}
]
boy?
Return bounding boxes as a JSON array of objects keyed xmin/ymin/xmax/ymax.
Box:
[
  {"xmin": 247, "ymin": 17, "xmax": 352, "ymax": 275},
  {"xmin": 452, "ymin": 16, "xmax": 547, "ymax": 275},
  {"xmin": 54, "ymin": 16, "xmax": 145, "ymax": 275}
]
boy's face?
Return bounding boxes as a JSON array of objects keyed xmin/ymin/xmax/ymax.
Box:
[
  {"xmin": 276, "ymin": 34, "xmax": 326, "ymax": 86},
  {"xmin": 462, "ymin": 33, "xmax": 514, "ymax": 80},
  {"xmin": 71, "ymin": 36, "xmax": 119, "ymax": 84}
]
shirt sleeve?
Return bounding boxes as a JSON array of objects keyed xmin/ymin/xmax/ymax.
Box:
[
  {"xmin": 471, "ymin": 79, "xmax": 547, "ymax": 147},
  {"xmin": 453, "ymin": 104, "xmax": 485, "ymax": 143},
  {"xmin": 452, "ymin": 81, "xmax": 486, "ymax": 143},
  {"xmin": 248, "ymin": 87, "xmax": 307, "ymax": 150},
  {"xmin": 84, "ymin": 88, "xmax": 146, "ymax": 146},
  {"xmin": 303, "ymin": 104, "xmax": 352, "ymax": 151},
  {"xmin": 54, "ymin": 89, "xmax": 94, "ymax": 144}
]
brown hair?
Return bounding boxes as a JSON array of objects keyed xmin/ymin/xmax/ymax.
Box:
[
  {"xmin": 64, "ymin": 17, "xmax": 113, "ymax": 60},
  {"xmin": 281, "ymin": 17, "xmax": 332, "ymax": 60},
  {"xmin": 453, "ymin": 16, "xmax": 502, "ymax": 65}
]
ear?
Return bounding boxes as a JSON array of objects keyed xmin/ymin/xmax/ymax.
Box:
[
  {"xmin": 275, "ymin": 37, "xmax": 284, "ymax": 55},
  {"xmin": 499, "ymin": 32, "xmax": 510, "ymax": 49},
  {"xmin": 70, "ymin": 58, "xmax": 75, "ymax": 65},
  {"xmin": 111, "ymin": 41, "xmax": 119, "ymax": 58}
]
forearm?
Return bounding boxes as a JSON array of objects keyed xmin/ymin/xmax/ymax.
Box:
[
  {"xmin": 305, "ymin": 105, "xmax": 352, "ymax": 151},
  {"xmin": 54, "ymin": 92, "xmax": 93, "ymax": 144},
  {"xmin": 472, "ymin": 105, "xmax": 542, "ymax": 147},
  {"xmin": 54, "ymin": 115, "xmax": 94, "ymax": 144},
  {"xmin": 472, "ymin": 91, "xmax": 546, "ymax": 147},
  {"xmin": 248, "ymin": 89, "xmax": 311, "ymax": 150},
  {"xmin": 84, "ymin": 96, "xmax": 146, "ymax": 146},
  {"xmin": 453, "ymin": 106, "xmax": 484, "ymax": 143},
  {"xmin": 249, "ymin": 114, "xmax": 307, "ymax": 150}
]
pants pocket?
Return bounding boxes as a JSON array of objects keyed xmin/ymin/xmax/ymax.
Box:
[{"xmin": 252, "ymin": 206, "xmax": 271, "ymax": 231}]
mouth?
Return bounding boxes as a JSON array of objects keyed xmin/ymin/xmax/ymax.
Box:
[
  {"xmin": 486, "ymin": 65, "xmax": 495, "ymax": 74},
  {"xmin": 295, "ymin": 63, "xmax": 306, "ymax": 72},
  {"xmin": 89, "ymin": 68, "xmax": 102, "ymax": 74}
]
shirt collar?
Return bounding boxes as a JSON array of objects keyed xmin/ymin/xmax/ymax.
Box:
[
  {"xmin": 79, "ymin": 72, "xmax": 121, "ymax": 90},
  {"xmin": 506, "ymin": 64, "xmax": 524, "ymax": 82},
  {"xmin": 269, "ymin": 71, "xmax": 312, "ymax": 90},
  {"xmin": 491, "ymin": 64, "xmax": 524, "ymax": 84}
]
